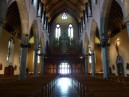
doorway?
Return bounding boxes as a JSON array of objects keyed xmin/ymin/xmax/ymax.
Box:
[
  {"xmin": 58, "ymin": 62, "xmax": 71, "ymax": 75},
  {"xmin": 116, "ymin": 55, "xmax": 124, "ymax": 76}
]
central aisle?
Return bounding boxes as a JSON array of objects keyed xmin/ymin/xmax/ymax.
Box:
[{"xmin": 50, "ymin": 77, "xmax": 80, "ymax": 97}]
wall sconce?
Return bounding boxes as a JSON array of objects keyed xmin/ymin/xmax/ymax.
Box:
[
  {"xmin": 20, "ymin": 34, "xmax": 31, "ymax": 48},
  {"xmin": 115, "ymin": 38, "xmax": 120, "ymax": 54},
  {"xmin": 116, "ymin": 38, "xmax": 120, "ymax": 46}
]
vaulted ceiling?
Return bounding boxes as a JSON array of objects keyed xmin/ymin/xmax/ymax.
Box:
[
  {"xmin": 107, "ymin": 0, "xmax": 125, "ymax": 38},
  {"xmin": 4, "ymin": 1, "xmax": 21, "ymax": 38},
  {"xmin": 41, "ymin": 0, "xmax": 88, "ymax": 22},
  {"xmin": 4, "ymin": 0, "xmax": 125, "ymax": 40}
]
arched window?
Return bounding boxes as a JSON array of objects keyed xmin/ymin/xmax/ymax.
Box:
[
  {"xmin": 61, "ymin": 13, "xmax": 67, "ymax": 19},
  {"xmin": 68, "ymin": 24, "xmax": 73, "ymax": 39},
  {"xmin": 7, "ymin": 38, "xmax": 15, "ymax": 65},
  {"xmin": 59, "ymin": 62, "xmax": 71, "ymax": 74},
  {"xmin": 55, "ymin": 24, "xmax": 61, "ymax": 40}
]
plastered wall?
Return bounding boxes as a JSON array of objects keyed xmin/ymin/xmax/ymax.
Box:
[
  {"xmin": 0, "ymin": 29, "xmax": 20, "ymax": 75},
  {"xmin": 109, "ymin": 28, "xmax": 129, "ymax": 76}
]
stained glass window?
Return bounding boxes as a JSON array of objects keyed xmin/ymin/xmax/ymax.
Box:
[
  {"xmin": 59, "ymin": 62, "xmax": 71, "ymax": 74},
  {"xmin": 61, "ymin": 13, "xmax": 67, "ymax": 19},
  {"xmin": 55, "ymin": 24, "xmax": 61, "ymax": 39},
  {"xmin": 68, "ymin": 24, "xmax": 73, "ymax": 39}
]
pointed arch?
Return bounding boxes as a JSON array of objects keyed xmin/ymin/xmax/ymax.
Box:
[
  {"xmin": 100, "ymin": 0, "xmax": 124, "ymax": 38},
  {"xmin": 15, "ymin": 0, "xmax": 29, "ymax": 40},
  {"xmin": 90, "ymin": 19, "xmax": 98, "ymax": 51},
  {"xmin": 40, "ymin": 32, "xmax": 46, "ymax": 54},
  {"xmin": 31, "ymin": 20, "xmax": 39, "ymax": 50},
  {"xmin": 100, "ymin": 0, "xmax": 112, "ymax": 36},
  {"xmin": 83, "ymin": 32, "xmax": 89, "ymax": 54}
]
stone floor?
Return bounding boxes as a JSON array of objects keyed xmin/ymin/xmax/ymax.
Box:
[{"xmin": 50, "ymin": 77, "xmax": 80, "ymax": 97}]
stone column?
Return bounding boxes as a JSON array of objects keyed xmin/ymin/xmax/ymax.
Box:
[
  {"xmin": 41, "ymin": 55, "xmax": 45, "ymax": 76},
  {"xmin": 90, "ymin": 51, "xmax": 95, "ymax": 77},
  {"xmin": 101, "ymin": 47, "xmax": 109, "ymax": 78},
  {"xmin": 100, "ymin": 38, "xmax": 110, "ymax": 78},
  {"xmin": 19, "ymin": 34, "xmax": 30, "ymax": 80},
  {"xmin": 84, "ymin": 55, "xmax": 88, "ymax": 76},
  {"xmin": 33, "ymin": 49, "xmax": 38, "ymax": 77},
  {"xmin": 19, "ymin": 47, "xmax": 28, "ymax": 80}
]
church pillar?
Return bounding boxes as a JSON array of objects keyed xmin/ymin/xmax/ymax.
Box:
[
  {"xmin": 19, "ymin": 47, "xmax": 28, "ymax": 80},
  {"xmin": 90, "ymin": 51, "xmax": 95, "ymax": 77},
  {"xmin": 84, "ymin": 55, "xmax": 88, "ymax": 76},
  {"xmin": 33, "ymin": 49, "xmax": 38, "ymax": 77},
  {"xmin": 100, "ymin": 37, "xmax": 110, "ymax": 78},
  {"xmin": 41, "ymin": 55, "xmax": 45, "ymax": 76},
  {"xmin": 101, "ymin": 47, "xmax": 109, "ymax": 78},
  {"xmin": 19, "ymin": 34, "xmax": 30, "ymax": 80}
]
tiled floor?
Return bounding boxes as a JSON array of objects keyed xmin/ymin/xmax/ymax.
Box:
[{"xmin": 50, "ymin": 77, "xmax": 80, "ymax": 97}]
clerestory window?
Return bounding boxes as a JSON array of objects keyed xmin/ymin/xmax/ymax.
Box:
[
  {"xmin": 68, "ymin": 24, "xmax": 73, "ymax": 39},
  {"xmin": 55, "ymin": 24, "xmax": 61, "ymax": 40},
  {"xmin": 61, "ymin": 13, "xmax": 67, "ymax": 20}
]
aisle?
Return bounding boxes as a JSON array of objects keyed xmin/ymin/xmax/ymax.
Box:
[{"xmin": 50, "ymin": 77, "xmax": 80, "ymax": 97}]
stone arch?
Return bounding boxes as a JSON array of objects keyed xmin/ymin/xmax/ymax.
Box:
[
  {"xmin": 14, "ymin": 0, "xmax": 29, "ymax": 40},
  {"xmin": 100, "ymin": 0, "xmax": 125, "ymax": 35},
  {"xmin": 40, "ymin": 32, "xmax": 46, "ymax": 54},
  {"xmin": 90, "ymin": 19, "xmax": 98, "ymax": 51},
  {"xmin": 83, "ymin": 32, "xmax": 89, "ymax": 54},
  {"xmin": 31, "ymin": 20, "xmax": 39, "ymax": 50},
  {"xmin": 100, "ymin": 0, "xmax": 112, "ymax": 36}
]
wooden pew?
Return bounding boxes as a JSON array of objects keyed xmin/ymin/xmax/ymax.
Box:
[
  {"xmin": 0, "ymin": 74, "xmax": 57, "ymax": 97},
  {"xmin": 72, "ymin": 74, "xmax": 129, "ymax": 97}
]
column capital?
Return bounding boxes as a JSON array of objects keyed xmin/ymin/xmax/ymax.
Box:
[
  {"xmin": 20, "ymin": 42, "xmax": 31, "ymax": 48},
  {"xmin": 100, "ymin": 38, "xmax": 110, "ymax": 47},
  {"xmin": 20, "ymin": 34, "xmax": 31, "ymax": 48}
]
